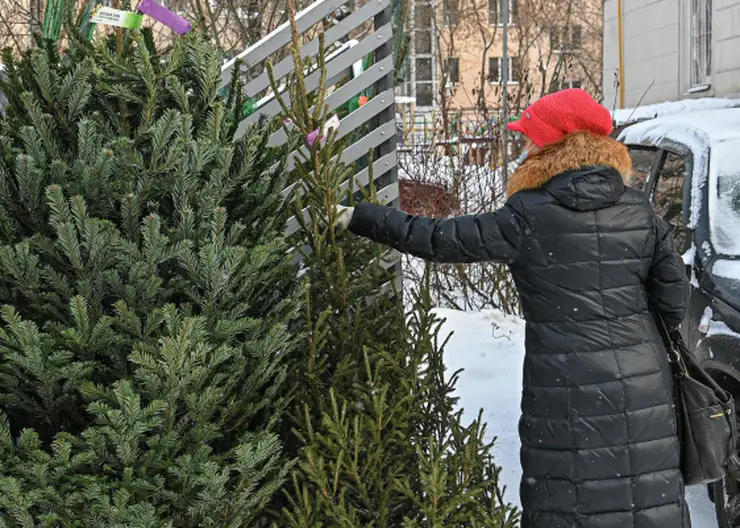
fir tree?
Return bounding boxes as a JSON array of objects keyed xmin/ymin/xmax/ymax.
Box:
[
  {"xmin": 0, "ymin": 30, "xmax": 301, "ymax": 526},
  {"xmin": 267, "ymin": 4, "xmax": 520, "ymax": 526},
  {"xmin": 392, "ymin": 0, "xmax": 410, "ymax": 83}
]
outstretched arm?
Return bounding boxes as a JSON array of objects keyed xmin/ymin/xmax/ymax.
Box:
[
  {"xmin": 647, "ymin": 215, "xmax": 689, "ymax": 330},
  {"xmin": 346, "ymin": 201, "xmax": 524, "ymax": 264}
]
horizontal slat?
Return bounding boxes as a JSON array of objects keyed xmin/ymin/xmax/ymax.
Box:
[
  {"xmin": 381, "ymin": 250, "xmax": 401, "ymax": 270},
  {"xmin": 220, "ymin": 0, "xmax": 350, "ymax": 88},
  {"xmin": 281, "ymin": 120, "xmax": 397, "ymax": 200},
  {"xmin": 285, "ymin": 180, "xmax": 399, "ymax": 237},
  {"xmin": 375, "ymin": 181, "xmax": 399, "ymax": 208},
  {"xmin": 291, "ymin": 245, "xmax": 400, "ymax": 272},
  {"xmin": 336, "ymin": 119, "xmax": 397, "ymax": 167},
  {"xmin": 267, "ymin": 55, "xmax": 394, "ymax": 147},
  {"xmin": 283, "ymin": 150, "xmax": 396, "ymax": 205},
  {"xmin": 370, "ymin": 273, "xmax": 402, "ymax": 302},
  {"xmin": 341, "ymin": 151, "xmax": 397, "ymax": 195},
  {"xmin": 242, "ymin": 0, "xmax": 391, "ymax": 98},
  {"xmin": 235, "ymin": 22, "xmax": 393, "ymax": 137},
  {"xmin": 327, "ymin": 87, "xmax": 395, "ymax": 146},
  {"xmin": 255, "ymin": 88, "xmax": 394, "ymax": 171}
]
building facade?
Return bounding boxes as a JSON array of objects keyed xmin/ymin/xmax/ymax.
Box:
[
  {"xmin": 0, "ymin": 0, "xmax": 37, "ymax": 52},
  {"xmin": 603, "ymin": 0, "xmax": 740, "ymax": 109},
  {"xmin": 400, "ymin": 0, "xmax": 603, "ymax": 118}
]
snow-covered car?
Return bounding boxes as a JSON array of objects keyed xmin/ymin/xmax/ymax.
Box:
[{"xmin": 619, "ymin": 108, "xmax": 740, "ymax": 528}]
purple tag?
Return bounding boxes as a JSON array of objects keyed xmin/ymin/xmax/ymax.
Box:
[
  {"xmin": 137, "ymin": 0, "xmax": 191, "ymax": 34},
  {"xmin": 305, "ymin": 128, "xmax": 320, "ymax": 148}
]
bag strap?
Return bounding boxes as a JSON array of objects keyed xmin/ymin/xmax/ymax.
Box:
[{"xmin": 652, "ymin": 308, "xmax": 689, "ymax": 377}]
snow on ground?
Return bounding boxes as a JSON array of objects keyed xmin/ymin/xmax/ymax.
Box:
[
  {"xmin": 612, "ymin": 97, "xmax": 740, "ymax": 127},
  {"xmin": 438, "ymin": 308, "xmax": 718, "ymax": 527}
]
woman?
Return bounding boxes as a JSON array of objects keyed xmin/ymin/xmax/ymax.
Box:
[{"xmin": 337, "ymin": 89, "xmax": 690, "ymax": 528}]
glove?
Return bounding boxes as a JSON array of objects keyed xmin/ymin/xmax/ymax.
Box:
[{"xmin": 335, "ymin": 205, "xmax": 354, "ymax": 230}]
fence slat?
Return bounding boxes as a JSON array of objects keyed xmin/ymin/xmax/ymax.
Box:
[
  {"xmin": 281, "ymin": 120, "xmax": 397, "ymax": 200},
  {"xmin": 285, "ymin": 180, "xmax": 399, "ymax": 237},
  {"xmin": 342, "ymin": 151, "xmax": 397, "ymax": 195},
  {"xmin": 221, "ymin": 0, "xmax": 399, "ymax": 279},
  {"xmin": 220, "ymin": 0, "xmax": 351, "ymax": 88},
  {"xmin": 277, "ymin": 88, "xmax": 395, "ymax": 169},
  {"xmin": 242, "ymin": 0, "xmax": 391, "ymax": 98},
  {"xmin": 267, "ymin": 55, "xmax": 394, "ymax": 147},
  {"xmin": 235, "ymin": 22, "xmax": 392, "ymax": 137}
]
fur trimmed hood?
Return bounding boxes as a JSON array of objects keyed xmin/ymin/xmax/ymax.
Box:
[{"xmin": 506, "ymin": 132, "xmax": 633, "ymax": 198}]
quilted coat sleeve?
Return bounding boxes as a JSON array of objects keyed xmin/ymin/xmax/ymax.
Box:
[
  {"xmin": 347, "ymin": 201, "xmax": 524, "ymax": 264},
  {"xmin": 646, "ymin": 215, "xmax": 690, "ymax": 331}
]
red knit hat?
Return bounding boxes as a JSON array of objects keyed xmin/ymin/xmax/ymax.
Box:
[{"xmin": 506, "ymin": 89, "xmax": 613, "ymax": 148}]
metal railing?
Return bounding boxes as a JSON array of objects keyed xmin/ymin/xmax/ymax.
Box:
[{"xmin": 221, "ymin": 0, "xmax": 400, "ymax": 278}]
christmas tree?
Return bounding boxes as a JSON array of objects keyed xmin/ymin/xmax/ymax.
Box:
[
  {"xmin": 0, "ymin": 30, "xmax": 302, "ymax": 526},
  {"xmin": 267, "ymin": 5, "xmax": 520, "ymax": 526}
]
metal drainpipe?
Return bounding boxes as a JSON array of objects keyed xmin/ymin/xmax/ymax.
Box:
[
  {"xmin": 502, "ymin": 0, "xmax": 509, "ymax": 183},
  {"xmin": 617, "ymin": 0, "xmax": 625, "ymax": 109}
]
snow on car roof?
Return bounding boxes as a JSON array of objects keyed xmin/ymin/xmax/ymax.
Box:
[
  {"xmin": 618, "ymin": 108, "xmax": 740, "ymax": 148},
  {"xmin": 618, "ymin": 108, "xmax": 740, "ymax": 235},
  {"xmin": 612, "ymin": 97, "xmax": 740, "ymax": 126}
]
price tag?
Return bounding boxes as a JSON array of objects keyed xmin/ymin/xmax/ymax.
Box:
[{"xmin": 90, "ymin": 6, "xmax": 143, "ymax": 29}]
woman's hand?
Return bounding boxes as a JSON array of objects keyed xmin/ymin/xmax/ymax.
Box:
[{"xmin": 335, "ymin": 205, "xmax": 354, "ymax": 230}]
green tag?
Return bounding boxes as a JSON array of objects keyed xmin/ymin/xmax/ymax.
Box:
[
  {"xmin": 90, "ymin": 6, "xmax": 143, "ymax": 29},
  {"xmin": 241, "ymin": 98, "xmax": 257, "ymax": 118},
  {"xmin": 348, "ymin": 96, "xmax": 360, "ymax": 113}
]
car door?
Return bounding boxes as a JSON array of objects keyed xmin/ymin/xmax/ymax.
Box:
[
  {"xmin": 650, "ymin": 149, "xmax": 711, "ymax": 348},
  {"xmin": 627, "ymin": 145, "xmax": 700, "ymax": 342},
  {"xmin": 644, "ymin": 149, "xmax": 693, "ymax": 256}
]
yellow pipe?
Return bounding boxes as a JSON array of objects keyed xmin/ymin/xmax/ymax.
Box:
[{"xmin": 617, "ymin": 0, "xmax": 625, "ymax": 109}]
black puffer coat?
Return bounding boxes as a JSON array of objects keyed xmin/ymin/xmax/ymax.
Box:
[{"xmin": 348, "ymin": 132, "xmax": 691, "ymax": 528}]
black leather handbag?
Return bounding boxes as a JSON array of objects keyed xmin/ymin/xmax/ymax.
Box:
[{"xmin": 655, "ymin": 310, "xmax": 739, "ymax": 486}]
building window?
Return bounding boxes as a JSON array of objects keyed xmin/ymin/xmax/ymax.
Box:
[
  {"xmin": 511, "ymin": 57, "xmax": 522, "ymax": 83},
  {"xmin": 550, "ymin": 79, "xmax": 582, "ymax": 92},
  {"xmin": 489, "ymin": 0, "xmax": 518, "ymax": 25},
  {"xmin": 445, "ymin": 58, "xmax": 460, "ymax": 84},
  {"xmin": 571, "ymin": 25, "xmax": 583, "ymax": 49},
  {"xmin": 550, "ymin": 24, "xmax": 583, "ymax": 51},
  {"xmin": 414, "ymin": 30, "xmax": 432, "ymax": 54},
  {"xmin": 488, "ymin": 57, "xmax": 520, "ymax": 84},
  {"xmin": 412, "ymin": 0, "xmax": 436, "ymax": 108},
  {"xmin": 690, "ymin": 0, "xmax": 712, "ymax": 87},
  {"xmin": 416, "ymin": 83, "xmax": 434, "ymax": 106},
  {"xmin": 444, "ymin": 0, "xmax": 460, "ymax": 25},
  {"xmin": 416, "ymin": 58, "xmax": 433, "ymax": 81},
  {"xmin": 415, "ymin": 3, "xmax": 433, "ymax": 27},
  {"xmin": 415, "ymin": 57, "xmax": 434, "ymax": 104}
]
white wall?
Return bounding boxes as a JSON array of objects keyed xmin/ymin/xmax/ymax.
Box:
[
  {"xmin": 603, "ymin": 0, "xmax": 680, "ymax": 109},
  {"xmin": 603, "ymin": 0, "xmax": 740, "ymax": 110},
  {"xmin": 715, "ymin": 0, "xmax": 740, "ymax": 96}
]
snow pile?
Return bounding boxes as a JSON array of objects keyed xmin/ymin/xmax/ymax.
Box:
[
  {"xmin": 612, "ymin": 97, "xmax": 740, "ymax": 126},
  {"xmin": 440, "ymin": 308, "xmax": 719, "ymax": 526}
]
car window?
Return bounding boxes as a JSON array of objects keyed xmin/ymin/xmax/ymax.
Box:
[
  {"xmin": 653, "ymin": 151, "xmax": 691, "ymax": 254},
  {"xmin": 627, "ymin": 147, "xmax": 658, "ymax": 190},
  {"xmin": 709, "ymin": 141, "xmax": 740, "ymax": 257}
]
